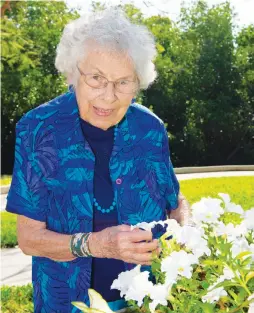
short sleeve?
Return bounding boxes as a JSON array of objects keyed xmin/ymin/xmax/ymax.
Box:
[
  {"xmin": 6, "ymin": 117, "xmax": 48, "ymax": 222},
  {"xmin": 161, "ymin": 124, "xmax": 180, "ymax": 211}
]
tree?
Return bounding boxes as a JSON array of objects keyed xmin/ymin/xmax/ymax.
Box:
[
  {"xmin": 2, "ymin": 1, "xmax": 253, "ymax": 172},
  {"xmin": 1, "ymin": 1, "xmax": 79, "ymax": 173}
]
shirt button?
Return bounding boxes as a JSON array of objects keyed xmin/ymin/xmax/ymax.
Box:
[{"xmin": 116, "ymin": 178, "xmax": 122, "ymax": 185}]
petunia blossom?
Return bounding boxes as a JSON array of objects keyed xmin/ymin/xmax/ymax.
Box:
[
  {"xmin": 191, "ymin": 198, "xmax": 224, "ymax": 224},
  {"xmin": 111, "ymin": 265, "xmax": 141, "ymax": 297},
  {"xmin": 218, "ymin": 193, "xmax": 244, "ymax": 215},
  {"xmin": 243, "ymin": 208, "xmax": 254, "ymax": 231},
  {"xmin": 124, "ymin": 271, "xmax": 154, "ymax": 306},
  {"xmin": 202, "ymin": 287, "xmax": 227, "ymax": 303},
  {"xmin": 161, "ymin": 250, "xmax": 198, "ymax": 284}
]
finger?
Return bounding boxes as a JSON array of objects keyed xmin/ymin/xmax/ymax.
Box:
[
  {"xmin": 117, "ymin": 224, "xmax": 132, "ymax": 232},
  {"xmin": 128, "ymin": 229, "xmax": 153, "ymax": 242},
  {"xmin": 134, "ymin": 240, "xmax": 159, "ymax": 253},
  {"xmin": 125, "ymin": 259, "xmax": 152, "ymax": 266},
  {"xmin": 134, "ymin": 252, "xmax": 153, "ymax": 263},
  {"xmin": 131, "ymin": 228, "xmax": 140, "ymax": 232},
  {"xmin": 141, "ymin": 261, "xmax": 152, "ymax": 266}
]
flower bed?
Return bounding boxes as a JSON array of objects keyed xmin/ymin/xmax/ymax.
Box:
[{"xmin": 73, "ymin": 193, "xmax": 254, "ymax": 313}]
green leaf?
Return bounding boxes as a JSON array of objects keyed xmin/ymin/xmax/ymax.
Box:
[
  {"xmin": 236, "ymin": 251, "xmax": 252, "ymax": 260},
  {"xmin": 71, "ymin": 301, "xmax": 89, "ymax": 311},
  {"xmin": 71, "ymin": 302, "xmax": 105, "ymax": 313},
  {"xmin": 201, "ymin": 281, "xmax": 210, "ymax": 289},
  {"xmin": 200, "ymin": 302, "xmax": 215, "ymax": 313},
  {"xmin": 228, "ymin": 289, "xmax": 238, "ymax": 302},
  {"xmin": 245, "ymin": 271, "xmax": 254, "ymax": 283},
  {"xmin": 241, "ymin": 256, "xmax": 253, "ymax": 267},
  {"xmin": 202, "ymin": 259, "xmax": 222, "ymax": 266}
]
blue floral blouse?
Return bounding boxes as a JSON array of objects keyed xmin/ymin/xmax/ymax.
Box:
[{"xmin": 6, "ymin": 89, "xmax": 180, "ymax": 313}]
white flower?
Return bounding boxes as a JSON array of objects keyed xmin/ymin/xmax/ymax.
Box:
[
  {"xmin": 161, "ymin": 251, "xmax": 198, "ymax": 284},
  {"xmin": 218, "ymin": 193, "xmax": 244, "ymax": 215},
  {"xmin": 202, "ymin": 287, "xmax": 227, "ymax": 303},
  {"xmin": 248, "ymin": 294, "xmax": 254, "ymax": 313},
  {"xmin": 111, "ymin": 265, "xmax": 141, "ymax": 297},
  {"xmin": 214, "ymin": 221, "xmax": 248, "ymax": 241},
  {"xmin": 231, "ymin": 237, "xmax": 251, "ymax": 258},
  {"xmin": 243, "ymin": 208, "xmax": 254, "ymax": 231},
  {"xmin": 164, "ymin": 218, "xmax": 182, "ymax": 230},
  {"xmin": 213, "ymin": 267, "xmax": 237, "ymax": 286},
  {"xmin": 149, "ymin": 283, "xmax": 171, "ymax": 313},
  {"xmin": 191, "ymin": 238, "xmax": 211, "ymax": 258},
  {"xmin": 163, "ymin": 219, "xmax": 182, "ymax": 238},
  {"xmin": 178, "ymin": 226, "xmax": 211, "ymax": 258},
  {"xmin": 221, "ymin": 267, "xmax": 236, "ymax": 280},
  {"xmin": 249, "ymin": 244, "xmax": 254, "ymax": 261},
  {"xmin": 131, "ymin": 221, "xmax": 166, "ymax": 232},
  {"xmin": 191, "ymin": 197, "xmax": 224, "ymax": 224},
  {"xmin": 249, "ymin": 303, "xmax": 254, "ymax": 313},
  {"xmin": 204, "ymin": 267, "xmax": 236, "ymax": 299},
  {"xmin": 124, "ymin": 271, "xmax": 154, "ymax": 306}
]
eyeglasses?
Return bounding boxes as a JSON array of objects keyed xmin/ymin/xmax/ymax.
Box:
[{"xmin": 77, "ymin": 65, "xmax": 139, "ymax": 94}]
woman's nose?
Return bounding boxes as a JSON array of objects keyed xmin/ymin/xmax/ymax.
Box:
[{"xmin": 102, "ymin": 81, "xmax": 117, "ymax": 102}]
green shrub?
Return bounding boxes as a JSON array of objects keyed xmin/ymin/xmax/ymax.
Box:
[
  {"xmin": 1, "ymin": 284, "xmax": 33, "ymax": 313},
  {"xmin": 1, "ymin": 212, "xmax": 17, "ymax": 248}
]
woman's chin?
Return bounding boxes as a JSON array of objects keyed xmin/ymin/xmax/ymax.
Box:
[
  {"xmin": 89, "ymin": 110, "xmax": 120, "ymax": 129},
  {"xmin": 89, "ymin": 117, "xmax": 116, "ymax": 130}
]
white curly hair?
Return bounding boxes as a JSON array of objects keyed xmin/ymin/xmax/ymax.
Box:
[{"xmin": 55, "ymin": 7, "xmax": 158, "ymax": 90}]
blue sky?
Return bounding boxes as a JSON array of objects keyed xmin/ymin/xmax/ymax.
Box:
[{"xmin": 65, "ymin": 0, "xmax": 253, "ymax": 30}]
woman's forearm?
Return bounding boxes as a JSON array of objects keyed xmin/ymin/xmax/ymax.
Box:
[
  {"xmin": 24, "ymin": 228, "xmax": 76, "ymax": 261},
  {"xmin": 17, "ymin": 216, "xmax": 76, "ymax": 262}
]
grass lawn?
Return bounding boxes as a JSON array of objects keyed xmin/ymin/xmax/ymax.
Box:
[
  {"xmin": 0, "ymin": 176, "xmax": 253, "ymax": 313},
  {"xmin": 180, "ymin": 176, "xmax": 254, "ymax": 211}
]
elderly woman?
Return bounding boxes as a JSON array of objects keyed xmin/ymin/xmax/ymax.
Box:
[{"xmin": 6, "ymin": 8, "xmax": 190, "ymax": 313}]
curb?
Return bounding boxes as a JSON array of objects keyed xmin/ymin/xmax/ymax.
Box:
[
  {"xmin": 1, "ymin": 165, "xmax": 253, "ymax": 195},
  {"xmin": 174, "ymin": 165, "xmax": 254, "ymax": 174}
]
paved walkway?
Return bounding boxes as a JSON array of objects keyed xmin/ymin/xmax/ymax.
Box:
[
  {"xmin": 1, "ymin": 248, "xmax": 32, "ymax": 286},
  {"xmin": 176, "ymin": 170, "xmax": 254, "ymax": 181},
  {"xmin": 1, "ymin": 194, "xmax": 7, "ymax": 212},
  {"xmin": 1, "ymin": 171, "xmax": 253, "ymax": 286}
]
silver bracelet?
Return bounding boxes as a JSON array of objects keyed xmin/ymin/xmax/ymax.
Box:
[
  {"xmin": 70, "ymin": 232, "xmax": 93, "ymax": 258},
  {"xmin": 81, "ymin": 232, "xmax": 93, "ymax": 257}
]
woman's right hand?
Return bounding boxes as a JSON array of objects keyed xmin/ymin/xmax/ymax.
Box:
[{"xmin": 88, "ymin": 225, "xmax": 159, "ymax": 265}]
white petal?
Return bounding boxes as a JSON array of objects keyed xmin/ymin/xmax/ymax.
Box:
[{"xmin": 218, "ymin": 193, "xmax": 231, "ymax": 206}]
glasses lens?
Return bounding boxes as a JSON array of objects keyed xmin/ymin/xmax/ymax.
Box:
[
  {"xmin": 85, "ymin": 74, "xmax": 107, "ymax": 88},
  {"xmin": 116, "ymin": 80, "xmax": 138, "ymax": 94}
]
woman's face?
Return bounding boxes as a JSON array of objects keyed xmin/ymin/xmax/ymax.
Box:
[{"xmin": 75, "ymin": 47, "xmax": 138, "ymax": 130}]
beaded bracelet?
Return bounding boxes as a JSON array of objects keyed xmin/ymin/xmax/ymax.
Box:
[{"xmin": 70, "ymin": 232, "xmax": 93, "ymax": 257}]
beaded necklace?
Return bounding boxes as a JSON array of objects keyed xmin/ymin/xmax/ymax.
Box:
[{"xmin": 93, "ymin": 124, "xmax": 118, "ymax": 214}]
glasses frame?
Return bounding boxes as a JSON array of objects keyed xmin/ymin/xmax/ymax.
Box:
[{"xmin": 76, "ymin": 65, "xmax": 139, "ymax": 94}]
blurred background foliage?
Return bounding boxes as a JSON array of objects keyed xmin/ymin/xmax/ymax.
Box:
[{"xmin": 1, "ymin": 0, "xmax": 253, "ymax": 173}]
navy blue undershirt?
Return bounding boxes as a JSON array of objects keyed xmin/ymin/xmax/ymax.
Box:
[{"xmin": 80, "ymin": 117, "xmax": 125, "ymax": 302}]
